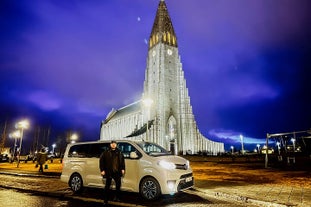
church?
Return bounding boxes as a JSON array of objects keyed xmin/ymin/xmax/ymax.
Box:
[{"xmin": 100, "ymin": 0, "xmax": 224, "ymax": 155}]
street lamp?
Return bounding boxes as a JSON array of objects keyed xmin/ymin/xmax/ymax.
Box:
[
  {"xmin": 143, "ymin": 98, "xmax": 153, "ymax": 141},
  {"xmin": 9, "ymin": 130, "xmax": 21, "ymax": 162},
  {"xmin": 15, "ymin": 120, "xmax": 29, "ymax": 167},
  {"xmin": 230, "ymin": 146, "xmax": 234, "ymax": 154},
  {"xmin": 52, "ymin": 144, "xmax": 56, "ymax": 154},
  {"xmin": 240, "ymin": 134, "xmax": 244, "ymax": 154},
  {"xmin": 70, "ymin": 133, "xmax": 78, "ymax": 143},
  {"xmin": 256, "ymin": 144, "xmax": 260, "ymax": 154},
  {"xmin": 276, "ymin": 142, "xmax": 281, "ymax": 155},
  {"xmin": 291, "ymin": 138, "xmax": 296, "ymax": 152}
]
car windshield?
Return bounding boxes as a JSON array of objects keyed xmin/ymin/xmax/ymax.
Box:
[{"xmin": 137, "ymin": 142, "xmax": 171, "ymax": 157}]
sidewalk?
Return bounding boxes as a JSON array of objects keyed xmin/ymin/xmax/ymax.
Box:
[
  {"xmin": 195, "ymin": 180, "xmax": 311, "ymax": 207},
  {"xmin": 189, "ymin": 157, "xmax": 311, "ymax": 207},
  {"xmin": 0, "ymin": 159, "xmax": 310, "ymax": 207}
]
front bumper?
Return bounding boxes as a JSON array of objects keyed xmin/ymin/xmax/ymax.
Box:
[{"xmin": 164, "ymin": 172, "xmax": 194, "ymax": 194}]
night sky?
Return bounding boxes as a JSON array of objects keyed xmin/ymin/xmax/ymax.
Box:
[{"xmin": 1, "ymin": 0, "xmax": 310, "ymax": 152}]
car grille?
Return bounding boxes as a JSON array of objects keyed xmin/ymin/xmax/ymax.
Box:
[
  {"xmin": 180, "ymin": 173, "xmax": 192, "ymax": 179},
  {"xmin": 177, "ymin": 177, "xmax": 194, "ymax": 191}
]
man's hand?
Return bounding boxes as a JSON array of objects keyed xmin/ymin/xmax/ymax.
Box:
[
  {"xmin": 101, "ymin": 170, "xmax": 105, "ymax": 176},
  {"xmin": 121, "ymin": 170, "xmax": 125, "ymax": 175}
]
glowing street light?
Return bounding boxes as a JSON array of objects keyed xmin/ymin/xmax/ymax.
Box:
[
  {"xmin": 70, "ymin": 133, "xmax": 79, "ymax": 143},
  {"xmin": 143, "ymin": 98, "xmax": 153, "ymax": 141},
  {"xmin": 256, "ymin": 144, "xmax": 260, "ymax": 153},
  {"xmin": 291, "ymin": 138, "xmax": 296, "ymax": 152},
  {"xmin": 52, "ymin": 143, "xmax": 56, "ymax": 154},
  {"xmin": 230, "ymin": 146, "xmax": 234, "ymax": 154},
  {"xmin": 15, "ymin": 119, "xmax": 29, "ymax": 167},
  {"xmin": 276, "ymin": 142, "xmax": 281, "ymax": 155},
  {"xmin": 9, "ymin": 130, "xmax": 21, "ymax": 162},
  {"xmin": 240, "ymin": 134, "xmax": 244, "ymax": 154}
]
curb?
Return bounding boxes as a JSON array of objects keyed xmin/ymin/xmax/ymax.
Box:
[
  {"xmin": 0, "ymin": 170, "xmax": 60, "ymax": 178},
  {"xmin": 194, "ymin": 187, "xmax": 292, "ymax": 207}
]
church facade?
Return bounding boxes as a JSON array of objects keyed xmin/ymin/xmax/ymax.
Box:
[{"xmin": 100, "ymin": 0, "xmax": 224, "ymax": 155}]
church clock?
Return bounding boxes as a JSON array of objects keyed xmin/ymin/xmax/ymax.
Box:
[{"xmin": 167, "ymin": 49, "xmax": 172, "ymax": 55}]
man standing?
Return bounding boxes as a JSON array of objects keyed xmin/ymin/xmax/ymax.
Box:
[
  {"xmin": 99, "ymin": 140, "xmax": 125, "ymax": 205},
  {"xmin": 36, "ymin": 148, "xmax": 48, "ymax": 173}
]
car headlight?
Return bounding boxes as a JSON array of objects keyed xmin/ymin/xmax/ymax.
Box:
[
  {"xmin": 186, "ymin": 160, "xmax": 190, "ymax": 170},
  {"xmin": 158, "ymin": 160, "xmax": 176, "ymax": 170}
]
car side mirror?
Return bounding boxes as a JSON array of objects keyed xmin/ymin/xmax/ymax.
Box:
[{"xmin": 130, "ymin": 151, "xmax": 138, "ymax": 159}]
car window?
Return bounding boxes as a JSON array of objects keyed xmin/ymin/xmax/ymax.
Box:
[
  {"xmin": 137, "ymin": 142, "xmax": 170, "ymax": 156},
  {"xmin": 118, "ymin": 142, "xmax": 141, "ymax": 159},
  {"xmin": 68, "ymin": 143, "xmax": 110, "ymax": 158},
  {"xmin": 89, "ymin": 143, "xmax": 110, "ymax": 158},
  {"xmin": 68, "ymin": 144, "xmax": 89, "ymax": 158}
]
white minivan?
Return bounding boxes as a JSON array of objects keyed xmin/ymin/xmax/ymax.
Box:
[{"xmin": 60, "ymin": 140, "xmax": 194, "ymax": 200}]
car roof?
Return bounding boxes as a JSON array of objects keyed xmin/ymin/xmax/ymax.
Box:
[{"xmin": 68, "ymin": 139, "xmax": 144, "ymax": 146}]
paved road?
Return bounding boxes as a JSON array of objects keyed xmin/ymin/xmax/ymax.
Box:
[
  {"xmin": 0, "ymin": 187, "xmax": 258, "ymax": 207},
  {"xmin": 0, "ymin": 188, "xmax": 77, "ymax": 207},
  {"xmin": 0, "ymin": 173, "xmax": 258, "ymax": 207}
]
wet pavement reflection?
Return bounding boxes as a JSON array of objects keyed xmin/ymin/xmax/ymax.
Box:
[
  {"xmin": 0, "ymin": 188, "xmax": 104, "ymax": 207},
  {"xmin": 0, "ymin": 187, "xmax": 253, "ymax": 207}
]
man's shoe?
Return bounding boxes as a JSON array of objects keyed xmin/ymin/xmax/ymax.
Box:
[{"xmin": 113, "ymin": 196, "xmax": 120, "ymax": 202}]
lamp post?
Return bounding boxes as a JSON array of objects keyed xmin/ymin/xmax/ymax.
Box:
[
  {"xmin": 291, "ymin": 138, "xmax": 296, "ymax": 152},
  {"xmin": 256, "ymin": 144, "xmax": 260, "ymax": 154},
  {"xmin": 240, "ymin": 134, "xmax": 244, "ymax": 154},
  {"xmin": 290, "ymin": 137, "xmax": 296, "ymax": 164},
  {"xmin": 276, "ymin": 142, "xmax": 281, "ymax": 155},
  {"xmin": 230, "ymin": 146, "xmax": 234, "ymax": 154},
  {"xmin": 52, "ymin": 143, "xmax": 56, "ymax": 154},
  {"xmin": 143, "ymin": 98, "xmax": 153, "ymax": 141},
  {"xmin": 15, "ymin": 120, "xmax": 29, "ymax": 167},
  {"xmin": 9, "ymin": 130, "xmax": 21, "ymax": 163}
]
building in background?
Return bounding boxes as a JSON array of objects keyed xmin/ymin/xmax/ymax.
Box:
[{"xmin": 100, "ymin": 0, "xmax": 224, "ymax": 155}]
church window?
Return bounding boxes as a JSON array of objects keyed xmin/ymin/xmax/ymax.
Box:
[
  {"xmin": 156, "ymin": 34, "xmax": 159, "ymax": 43},
  {"xmin": 152, "ymin": 35, "xmax": 156, "ymax": 45},
  {"xmin": 149, "ymin": 39, "xmax": 152, "ymax": 47},
  {"xmin": 168, "ymin": 116, "xmax": 177, "ymax": 141},
  {"xmin": 167, "ymin": 32, "xmax": 171, "ymax": 44},
  {"xmin": 163, "ymin": 33, "xmax": 166, "ymax": 42}
]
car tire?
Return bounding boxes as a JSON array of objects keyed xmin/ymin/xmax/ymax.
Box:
[
  {"xmin": 69, "ymin": 173, "xmax": 83, "ymax": 193},
  {"xmin": 139, "ymin": 177, "xmax": 161, "ymax": 200}
]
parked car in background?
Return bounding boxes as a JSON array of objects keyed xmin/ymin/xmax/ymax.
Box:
[
  {"xmin": 261, "ymin": 147, "xmax": 274, "ymax": 154},
  {"xmin": 0, "ymin": 154, "xmax": 10, "ymax": 162}
]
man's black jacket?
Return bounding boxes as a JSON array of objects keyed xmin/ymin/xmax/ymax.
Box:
[{"xmin": 99, "ymin": 148, "xmax": 125, "ymax": 177}]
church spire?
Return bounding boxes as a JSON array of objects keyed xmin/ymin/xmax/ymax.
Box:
[{"xmin": 149, "ymin": 0, "xmax": 177, "ymax": 50}]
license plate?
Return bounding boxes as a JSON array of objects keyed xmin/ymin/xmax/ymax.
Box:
[{"xmin": 185, "ymin": 177, "xmax": 192, "ymax": 182}]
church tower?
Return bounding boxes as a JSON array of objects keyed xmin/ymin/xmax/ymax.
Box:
[
  {"xmin": 143, "ymin": 0, "xmax": 195, "ymax": 153},
  {"xmin": 100, "ymin": 0, "xmax": 224, "ymax": 155}
]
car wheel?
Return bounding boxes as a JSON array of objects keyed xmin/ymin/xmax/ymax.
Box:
[
  {"xmin": 69, "ymin": 173, "xmax": 83, "ymax": 193},
  {"xmin": 139, "ymin": 177, "xmax": 161, "ymax": 200}
]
